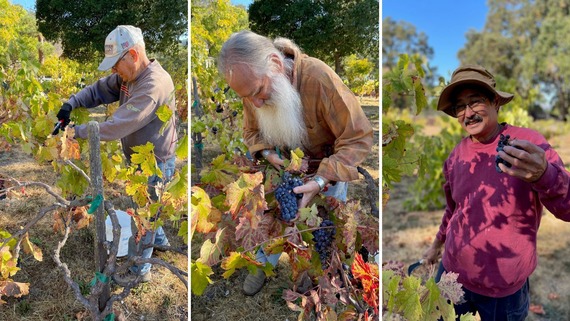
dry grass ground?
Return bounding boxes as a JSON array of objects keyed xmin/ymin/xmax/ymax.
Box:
[
  {"xmin": 0, "ymin": 148, "xmax": 188, "ymax": 321},
  {"xmin": 382, "ymin": 117, "xmax": 570, "ymax": 321},
  {"xmin": 190, "ymin": 98, "xmax": 379, "ymax": 321}
]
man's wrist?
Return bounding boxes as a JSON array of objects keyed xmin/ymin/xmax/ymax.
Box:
[
  {"xmin": 312, "ymin": 175, "xmax": 327, "ymax": 191},
  {"xmin": 261, "ymin": 149, "xmax": 272, "ymax": 158}
]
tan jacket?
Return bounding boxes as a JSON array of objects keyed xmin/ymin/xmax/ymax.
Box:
[{"xmin": 242, "ymin": 54, "xmax": 373, "ymax": 182}]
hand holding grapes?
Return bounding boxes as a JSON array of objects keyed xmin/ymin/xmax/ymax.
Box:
[
  {"xmin": 293, "ymin": 177, "xmax": 328, "ymax": 209},
  {"xmin": 497, "ymin": 138, "xmax": 548, "ymax": 182}
]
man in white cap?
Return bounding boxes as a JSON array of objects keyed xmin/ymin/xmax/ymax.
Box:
[
  {"xmin": 55, "ymin": 25, "xmax": 178, "ymax": 283},
  {"xmin": 421, "ymin": 64, "xmax": 570, "ymax": 320}
]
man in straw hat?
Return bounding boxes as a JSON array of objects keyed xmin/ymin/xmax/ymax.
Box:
[
  {"xmin": 55, "ymin": 25, "xmax": 178, "ymax": 283},
  {"xmin": 421, "ymin": 64, "xmax": 570, "ymax": 320}
]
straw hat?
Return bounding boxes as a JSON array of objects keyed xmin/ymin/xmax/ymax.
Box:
[{"xmin": 438, "ymin": 65, "xmax": 514, "ymax": 117}]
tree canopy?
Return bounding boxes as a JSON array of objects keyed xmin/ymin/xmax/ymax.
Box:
[
  {"xmin": 248, "ymin": 0, "xmax": 379, "ymax": 74},
  {"xmin": 0, "ymin": 0, "xmax": 43, "ymax": 67},
  {"xmin": 458, "ymin": 0, "xmax": 570, "ymax": 120},
  {"xmin": 382, "ymin": 17, "xmax": 434, "ymax": 73},
  {"xmin": 36, "ymin": 0, "xmax": 188, "ymax": 61}
]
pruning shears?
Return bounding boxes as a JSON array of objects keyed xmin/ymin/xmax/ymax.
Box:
[
  {"xmin": 407, "ymin": 259, "xmax": 425, "ymax": 275},
  {"xmin": 52, "ymin": 120, "xmax": 65, "ymax": 136}
]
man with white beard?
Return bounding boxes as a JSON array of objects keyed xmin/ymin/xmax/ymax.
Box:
[{"xmin": 218, "ymin": 30, "xmax": 373, "ymax": 295}]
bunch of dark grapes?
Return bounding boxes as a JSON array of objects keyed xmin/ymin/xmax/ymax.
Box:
[
  {"xmin": 274, "ymin": 172, "xmax": 303, "ymax": 221},
  {"xmin": 495, "ymin": 134, "xmax": 512, "ymax": 173},
  {"xmin": 312, "ymin": 219, "xmax": 336, "ymax": 268}
]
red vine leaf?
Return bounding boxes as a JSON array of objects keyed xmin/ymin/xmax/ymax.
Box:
[
  {"xmin": 285, "ymin": 246, "xmax": 312, "ymax": 281},
  {"xmin": 317, "ymin": 274, "xmax": 340, "ymax": 305},
  {"xmin": 337, "ymin": 201, "xmax": 359, "ymax": 254},
  {"xmin": 283, "ymin": 226, "xmax": 303, "ymax": 246},
  {"xmin": 126, "ymin": 208, "xmax": 150, "ymax": 243},
  {"xmin": 351, "ymin": 252, "xmax": 379, "ymax": 313},
  {"xmin": 235, "ymin": 212, "xmax": 273, "ymax": 250},
  {"xmin": 224, "ymin": 172, "xmax": 267, "ymax": 220}
]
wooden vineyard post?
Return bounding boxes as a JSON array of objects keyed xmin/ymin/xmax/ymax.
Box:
[{"xmin": 87, "ymin": 121, "xmax": 111, "ymax": 313}]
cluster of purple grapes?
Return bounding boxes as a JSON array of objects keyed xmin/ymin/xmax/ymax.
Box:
[
  {"xmin": 312, "ymin": 219, "xmax": 336, "ymax": 268},
  {"xmin": 495, "ymin": 134, "xmax": 512, "ymax": 173},
  {"xmin": 274, "ymin": 172, "xmax": 303, "ymax": 221}
]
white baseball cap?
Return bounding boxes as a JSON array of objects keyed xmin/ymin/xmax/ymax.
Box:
[{"xmin": 98, "ymin": 25, "xmax": 144, "ymax": 71}]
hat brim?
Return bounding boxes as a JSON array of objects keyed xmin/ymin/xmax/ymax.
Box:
[
  {"xmin": 437, "ymin": 79, "xmax": 514, "ymax": 117},
  {"xmin": 98, "ymin": 53, "xmax": 123, "ymax": 71}
]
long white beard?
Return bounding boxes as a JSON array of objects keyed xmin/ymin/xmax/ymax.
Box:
[{"xmin": 254, "ymin": 72, "xmax": 307, "ymax": 149}]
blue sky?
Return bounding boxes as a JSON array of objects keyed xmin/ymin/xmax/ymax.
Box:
[
  {"xmin": 11, "ymin": 0, "xmax": 34, "ymax": 10},
  {"xmin": 231, "ymin": 0, "xmax": 253, "ymax": 7},
  {"xmin": 383, "ymin": 1, "xmax": 488, "ymax": 78}
]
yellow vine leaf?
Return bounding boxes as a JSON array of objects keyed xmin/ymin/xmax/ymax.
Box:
[
  {"xmin": 190, "ymin": 186, "xmax": 222, "ymax": 238},
  {"xmin": 0, "ymin": 246, "xmax": 19, "ymax": 278},
  {"xmin": 21, "ymin": 233, "xmax": 42, "ymax": 262}
]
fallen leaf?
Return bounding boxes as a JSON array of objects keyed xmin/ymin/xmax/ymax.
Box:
[
  {"xmin": 529, "ymin": 303, "xmax": 545, "ymax": 315},
  {"xmin": 548, "ymin": 292, "xmax": 559, "ymax": 300}
]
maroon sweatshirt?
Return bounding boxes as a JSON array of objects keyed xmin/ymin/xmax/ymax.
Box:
[{"xmin": 437, "ymin": 123, "xmax": 570, "ymax": 297}]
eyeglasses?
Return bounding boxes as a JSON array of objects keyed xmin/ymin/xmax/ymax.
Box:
[
  {"xmin": 111, "ymin": 51, "xmax": 130, "ymax": 71},
  {"xmin": 452, "ymin": 96, "xmax": 487, "ymax": 118}
]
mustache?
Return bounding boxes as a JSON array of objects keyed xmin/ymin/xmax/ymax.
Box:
[{"xmin": 464, "ymin": 114, "xmax": 483, "ymax": 125}]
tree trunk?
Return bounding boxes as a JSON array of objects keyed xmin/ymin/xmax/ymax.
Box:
[
  {"xmin": 191, "ymin": 76, "xmax": 204, "ymax": 171},
  {"xmin": 87, "ymin": 121, "xmax": 110, "ymax": 314}
]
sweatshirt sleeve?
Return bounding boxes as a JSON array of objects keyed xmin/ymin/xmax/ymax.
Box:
[
  {"xmin": 314, "ymin": 79, "xmax": 374, "ymax": 182},
  {"xmin": 68, "ymin": 74, "xmax": 122, "ymax": 109},
  {"xmin": 530, "ymin": 145, "xmax": 570, "ymax": 221},
  {"xmin": 74, "ymin": 81, "xmax": 161, "ymax": 141}
]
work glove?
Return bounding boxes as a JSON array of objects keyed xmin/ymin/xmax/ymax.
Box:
[{"xmin": 53, "ymin": 103, "xmax": 72, "ymax": 135}]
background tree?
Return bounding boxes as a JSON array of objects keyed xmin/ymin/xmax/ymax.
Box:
[
  {"xmin": 190, "ymin": 0, "xmax": 248, "ymax": 167},
  {"xmin": 36, "ymin": 0, "xmax": 188, "ymax": 61},
  {"xmin": 381, "ymin": 17, "xmax": 437, "ymax": 110},
  {"xmin": 458, "ymin": 0, "xmax": 570, "ymax": 120},
  {"xmin": 248, "ymin": 0, "xmax": 379, "ymax": 74},
  {"xmin": 382, "ymin": 17, "xmax": 434, "ymax": 72},
  {"xmin": 343, "ymin": 54, "xmax": 375, "ymax": 97},
  {"xmin": 0, "ymin": 0, "xmax": 44, "ymax": 67}
]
